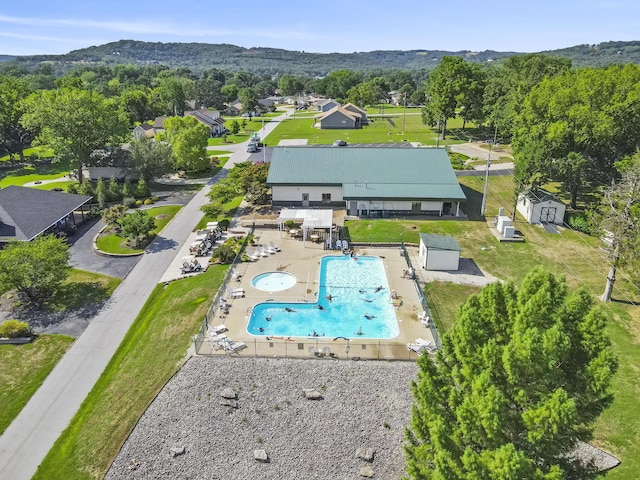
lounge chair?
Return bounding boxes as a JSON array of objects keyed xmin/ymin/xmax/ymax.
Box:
[
  {"xmin": 225, "ymin": 341, "xmax": 248, "ymax": 354},
  {"xmin": 210, "ymin": 324, "xmax": 228, "ymax": 334},
  {"xmin": 230, "ymin": 268, "xmax": 242, "ymax": 281},
  {"xmin": 226, "ymin": 286, "xmax": 245, "ymax": 298},
  {"xmin": 409, "ymin": 338, "xmax": 437, "ymax": 356},
  {"xmin": 246, "ymin": 249, "xmax": 261, "ymax": 261},
  {"xmin": 269, "ymin": 241, "xmax": 281, "ymax": 252},
  {"xmin": 257, "ymin": 246, "xmax": 269, "ymax": 257},
  {"xmin": 262, "ymin": 243, "xmax": 276, "ymax": 254}
]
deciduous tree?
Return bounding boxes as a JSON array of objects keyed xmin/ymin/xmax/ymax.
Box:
[
  {"xmin": 593, "ymin": 152, "xmax": 640, "ymax": 301},
  {"xmin": 405, "ymin": 267, "xmax": 617, "ymax": 479},
  {"xmin": 20, "ymin": 87, "xmax": 129, "ymax": 180},
  {"xmin": 163, "ymin": 115, "xmax": 209, "ymax": 172},
  {"xmin": 129, "ymin": 136, "xmax": 173, "ymax": 181},
  {"xmin": 0, "ymin": 235, "xmax": 71, "ymax": 307}
]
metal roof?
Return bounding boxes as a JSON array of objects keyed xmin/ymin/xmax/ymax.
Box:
[
  {"xmin": 267, "ymin": 146, "xmax": 466, "ymax": 201},
  {"xmin": 0, "ymin": 186, "xmax": 92, "ymax": 242},
  {"xmin": 419, "ymin": 233, "xmax": 462, "ymax": 251}
]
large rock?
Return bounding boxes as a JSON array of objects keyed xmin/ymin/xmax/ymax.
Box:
[
  {"xmin": 302, "ymin": 388, "xmax": 323, "ymax": 400},
  {"xmin": 356, "ymin": 447, "xmax": 375, "ymax": 462},
  {"xmin": 220, "ymin": 398, "xmax": 239, "ymax": 408},
  {"xmin": 254, "ymin": 449, "xmax": 269, "ymax": 463},
  {"xmin": 359, "ymin": 465, "xmax": 375, "ymax": 477},
  {"xmin": 170, "ymin": 446, "xmax": 185, "ymax": 457},
  {"xmin": 221, "ymin": 387, "xmax": 237, "ymax": 399}
]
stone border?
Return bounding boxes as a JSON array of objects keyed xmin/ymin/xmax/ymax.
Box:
[{"xmin": 0, "ymin": 337, "xmax": 34, "ymax": 345}]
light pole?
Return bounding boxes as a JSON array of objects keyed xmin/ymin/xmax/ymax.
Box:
[{"xmin": 480, "ymin": 126, "xmax": 498, "ymax": 217}]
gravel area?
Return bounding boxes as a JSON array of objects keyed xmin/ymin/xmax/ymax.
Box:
[{"xmin": 106, "ymin": 356, "xmax": 419, "ymax": 480}]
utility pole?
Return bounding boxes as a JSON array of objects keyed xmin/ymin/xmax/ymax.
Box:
[
  {"xmin": 480, "ymin": 126, "xmax": 498, "ymax": 216},
  {"xmin": 401, "ymin": 94, "xmax": 407, "ymax": 135}
]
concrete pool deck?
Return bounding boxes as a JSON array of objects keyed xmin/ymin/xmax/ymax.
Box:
[{"xmin": 199, "ymin": 228, "xmax": 435, "ymax": 360}]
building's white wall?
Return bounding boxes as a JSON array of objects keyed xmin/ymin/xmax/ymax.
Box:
[
  {"xmin": 425, "ymin": 249, "xmax": 460, "ymax": 271},
  {"xmin": 272, "ymin": 186, "xmax": 343, "ymax": 203},
  {"xmin": 517, "ymin": 195, "xmax": 566, "ymax": 225},
  {"xmin": 421, "ymin": 201, "xmax": 443, "ymax": 212}
]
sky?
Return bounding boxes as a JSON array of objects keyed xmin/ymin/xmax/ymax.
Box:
[{"xmin": 1, "ymin": 0, "xmax": 640, "ymax": 56}]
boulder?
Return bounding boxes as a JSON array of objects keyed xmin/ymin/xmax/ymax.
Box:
[
  {"xmin": 359, "ymin": 465, "xmax": 375, "ymax": 477},
  {"xmin": 302, "ymin": 388, "xmax": 323, "ymax": 400},
  {"xmin": 170, "ymin": 446, "xmax": 185, "ymax": 457},
  {"xmin": 356, "ymin": 447, "xmax": 375, "ymax": 462},
  {"xmin": 221, "ymin": 387, "xmax": 237, "ymax": 399},
  {"xmin": 254, "ymin": 449, "xmax": 269, "ymax": 463}
]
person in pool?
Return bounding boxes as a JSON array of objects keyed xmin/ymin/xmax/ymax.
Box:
[
  {"xmin": 374, "ymin": 286, "xmax": 383, "ymax": 293},
  {"xmin": 285, "ymin": 307, "xmax": 296, "ymax": 312},
  {"xmin": 316, "ymin": 304, "xmax": 325, "ymax": 310},
  {"xmin": 265, "ymin": 315, "xmax": 272, "ymax": 321},
  {"xmin": 258, "ymin": 327, "xmax": 265, "ymax": 332},
  {"xmin": 325, "ymin": 294, "xmax": 334, "ymax": 302},
  {"xmin": 364, "ymin": 314, "xmax": 376, "ymax": 320}
]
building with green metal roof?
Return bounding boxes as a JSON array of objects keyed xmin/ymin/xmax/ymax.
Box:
[{"xmin": 266, "ymin": 146, "xmax": 466, "ymax": 217}]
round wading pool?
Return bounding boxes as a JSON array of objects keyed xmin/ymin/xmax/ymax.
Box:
[{"xmin": 251, "ymin": 272, "xmax": 297, "ymax": 292}]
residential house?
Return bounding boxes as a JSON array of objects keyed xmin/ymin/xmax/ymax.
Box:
[
  {"xmin": 225, "ymin": 104, "xmax": 241, "ymax": 116},
  {"xmin": 185, "ymin": 109, "xmax": 227, "ymax": 136},
  {"xmin": 133, "ymin": 124, "xmax": 155, "ymax": 140},
  {"xmin": 314, "ymin": 106, "xmax": 362, "ymax": 129},
  {"xmin": 266, "ymin": 146, "xmax": 466, "ymax": 217},
  {"xmin": 316, "ymin": 98, "xmax": 341, "ymax": 112},
  {"xmin": 342, "ymin": 103, "xmax": 369, "ymax": 125},
  {"xmin": 0, "ymin": 186, "xmax": 92, "ymax": 244}
]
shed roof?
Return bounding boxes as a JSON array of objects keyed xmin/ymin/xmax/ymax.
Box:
[
  {"xmin": 521, "ymin": 188, "xmax": 564, "ymax": 205},
  {"xmin": 0, "ymin": 186, "xmax": 92, "ymax": 242},
  {"xmin": 267, "ymin": 147, "xmax": 466, "ymax": 201},
  {"xmin": 419, "ymin": 233, "xmax": 461, "ymax": 251}
]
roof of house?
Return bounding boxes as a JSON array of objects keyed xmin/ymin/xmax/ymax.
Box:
[
  {"xmin": 521, "ymin": 188, "xmax": 564, "ymax": 205},
  {"xmin": 419, "ymin": 233, "xmax": 462, "ymax": 251},
  {"xmin": 186, "ymin": 110, "xmax": 225, "ymax": 127},
  {"xmin": 266, "ymin": 147, "xmax": 466, "ymax": 201},
  {"xmin": 342, "ymin": 103, "xmax": 367, "ymax": 116},
  {"xmin": 315, "ymin": 106, "xmax": 360, "ymax": 121},
  {"xmin": 317, "ymin": 98, "xmax": 339, "ymax": 107},
  {"xmin": 0, "ymin": 186, "xmax": 92, "ymax": 242}
]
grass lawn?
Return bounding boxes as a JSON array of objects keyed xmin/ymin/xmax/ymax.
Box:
[
  {"xmin": 33, "ymin": 265, "xmax": 228, "ymax": 480},
  {"xmin": 0, "ymin": 157, "xmax": 71, "ymax": 188},
  {"xmin": 96, "ymin": 205, "xmax": 182, "ymax": 255},
  {"xmin": 0, "ymin": 146, "xmax": 55, "ymax": 164},
  {"xmin": 0, "ymin": 334, "xmax": 75, "ymax": 435},
  {"xmin": 347, "ymin": 173, "xmax": 640, "ymax": 478},
  {"xmin": 194, "ymin": 194, "xmax": 244, "ymax": 230},
  {"xmin": 207, "ymin": 150, "xmax": 233, "ymax": 156},
  {"xmin": 265, "ymin": 114, "xmax": 471, "ymax": 146},
  {"xmin": 50, "ymin": 269, "xmax": 121, "ymax": 311}
]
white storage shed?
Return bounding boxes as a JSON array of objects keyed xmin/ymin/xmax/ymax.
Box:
[
  {"xmin": 418, "ymin": 233, "xmax": 461, "ymax": 271},
  {"xmin": 517, "ymin": 189, "xmax": 566, "ymax": 225}
]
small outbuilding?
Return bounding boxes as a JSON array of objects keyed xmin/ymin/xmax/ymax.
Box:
[
  {"xmin": 517, "ymin": 188, "xmax": 566, "ymax": 225},
  {"xmin": 418, "ymin": 233, "xmax": 461, "ymax": 271}
]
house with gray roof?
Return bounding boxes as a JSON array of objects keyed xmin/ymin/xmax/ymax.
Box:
[
  {"xmin": 266, "ymin": 146, "xmax": 466, "ymax": 217},
  {"xmin": 316, "ymin": 98, "xmax": 341, "ymax": 112},
  {"xmin": 185, "ymin": 109, "xmax": 227, "ymax": 136},
  {"xmin": 342, "ymin": 103, "xmax": 369, "ymax": 125},
  {"xmin": 314, "ymin": 106, "xmax": 363, "ymax": 129},
  {"xmin": 0, "ymin": 186, "xmax": 92, "ymax": 244}
]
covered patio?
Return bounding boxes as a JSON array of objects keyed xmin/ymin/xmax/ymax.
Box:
[{"xmin": 277, "ymin": 209, "xmax": 335, "ymax": 247}]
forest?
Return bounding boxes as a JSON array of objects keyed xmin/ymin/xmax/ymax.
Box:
[{"xmin": 3, "ymin": 39, "xmax": 640, "ymax": 75}]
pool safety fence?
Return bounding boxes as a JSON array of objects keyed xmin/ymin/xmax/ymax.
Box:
[
  {"xmin": 195, "ymin": 337, "xmax": 428, "ymax": 361},
  {"xmin": 400, "ymin": 240, "xmax": 442, "ymax": 349},
  {"xmin": 193, "ymin": 223, "xmax": 256, "ymax": 351}
]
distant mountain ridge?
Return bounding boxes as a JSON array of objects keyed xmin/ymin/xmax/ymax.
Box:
[{"xmin": 4, "ymin": 39, "xmax": 640, "ymax": 74}]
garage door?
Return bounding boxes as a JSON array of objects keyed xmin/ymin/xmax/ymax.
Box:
[{"xmin": 540, "ymin": 207, "xmax": 556, "ymax": 223}]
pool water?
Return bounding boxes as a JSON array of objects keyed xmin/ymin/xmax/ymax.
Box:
[
  {"xmin": 247, "ymin": 256, "xmax": 399, "ymax": 339},
  {"xmin": 252, "ymin": 272, "xmax": 297, "ymax": 292}
]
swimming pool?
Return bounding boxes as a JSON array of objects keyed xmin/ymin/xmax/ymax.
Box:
[
  {"xmin": 247, "ymin": 255, "xmax": 399, "ymax": 339},
  {"xmin": 252, "ymin": 272, "xmax": 297, "ymax": 292}
]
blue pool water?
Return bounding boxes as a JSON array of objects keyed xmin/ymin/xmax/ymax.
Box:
[{"xmin": 247, "ymin": 255, "xmax": 399, "ymax": 339}]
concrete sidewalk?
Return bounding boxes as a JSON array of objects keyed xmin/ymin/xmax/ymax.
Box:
[{"xmin": 0, "ymin": 110, "xmax": 291, "ymax": 480}]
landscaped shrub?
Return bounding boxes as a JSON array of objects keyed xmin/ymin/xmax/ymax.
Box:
[
  {"xmin": 143, "ymin": 198, "xmax": 153, "ymax": 205},
  {"xmin": 212, "ymin": 245, "xmax": 235, "ymax": 264},
  {"xmin": 122, "ymin": 179, "xmax": 135, "ymax": 198},
  {"xmin": 568, "ymin": 213, "xmax": 594, "ymax": 235},
  {"xmin": 135, "ymin": 199, "xmax": 143, "ymax": 206},
  {"xmin": 107, "ymin": 177, "xmax": 122, "ymax": 201},
  {"xmin": 122, "ymin": 196, "xmax": 137, "ymax": 208},
  {"xmin": 0, "ymin": 319, "xmax": 32, "ymax": 338},
  {"xmin": 218, "ymin": 218, "xmax": 230, "ymax": 231},
  {"xmin": 136, "ymin": 177, "xmax": 151, "ymax": 198}
]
